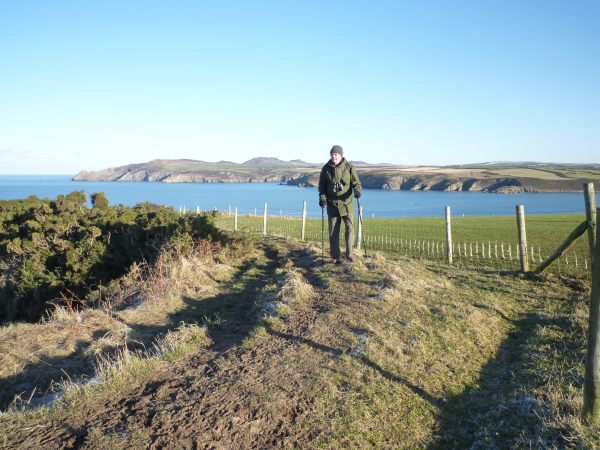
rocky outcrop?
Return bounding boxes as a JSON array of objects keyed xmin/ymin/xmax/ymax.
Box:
[
  {"xmin": 285, "ymin": 173, "xmax": 589, "ymax": 193},
  {"xmin": 320, "ymin": 174, "xmax": 526, "ymax": 193}
]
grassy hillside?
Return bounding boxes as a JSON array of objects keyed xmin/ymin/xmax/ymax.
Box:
[{"xmin": 1, "ymin": 231, "xmax": 598, "ymax": 448}]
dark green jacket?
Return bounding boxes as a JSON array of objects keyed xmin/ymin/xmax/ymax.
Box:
[{"xmin": 318, "ymin": 158, "xmax": 362, "ymax": 217}]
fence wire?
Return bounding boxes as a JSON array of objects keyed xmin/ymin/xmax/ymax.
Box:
[{"xmin": 207, "ymin": 207, "xmax": 591, "ymax": 277}]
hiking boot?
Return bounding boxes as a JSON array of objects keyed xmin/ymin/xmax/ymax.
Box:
[
  {"xmin": 334, "ymin": 259, "xmax": 342, "ymax": 265},
  {"xmin": 347, "ymin": 256, "xmax": 354, "ymax": 262}
]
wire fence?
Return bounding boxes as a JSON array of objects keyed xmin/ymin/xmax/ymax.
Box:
[{"xmin": 201, "ymin": 201, "xmax": 592, "ymax": 278}]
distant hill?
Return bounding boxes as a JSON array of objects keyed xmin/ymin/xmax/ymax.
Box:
[{"xmin": 73, "ymin": 159, "xmax": 600, "ymax": 193}]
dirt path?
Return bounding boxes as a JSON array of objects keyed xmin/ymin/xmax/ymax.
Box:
[
  {"xmin": 3, "ymin": 238, "xmax": 590, "ymax": 448},
  {"xmin": 5, "ymin": 239, "xmax": 378, "ymax": 449}
]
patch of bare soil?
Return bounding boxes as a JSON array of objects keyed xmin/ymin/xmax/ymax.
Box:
[{"xmin": 3, "ymin": 239, "xmax": 378, "ymax": 449}]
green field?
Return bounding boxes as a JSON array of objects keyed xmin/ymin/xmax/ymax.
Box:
[
  {"xmin": 486, "ymin": 168, "xmax": 566, "ymax": 180},
  {"xmin": 216, "ymin": 213, "xmax": 591, "ymax": 275}
]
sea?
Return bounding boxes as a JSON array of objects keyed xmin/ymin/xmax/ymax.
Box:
[{"xmin": 0, "ymin": 175, "xmax": 596, "ymax": 219}]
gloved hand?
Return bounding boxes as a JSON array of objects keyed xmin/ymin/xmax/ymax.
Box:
[
  {"xmin": 319, "ymin": 199, "xmax": 326, "ymax": 208},
  {"xmin": 354, "ymin": 191, "xmax": 361, "ymax": 199}
]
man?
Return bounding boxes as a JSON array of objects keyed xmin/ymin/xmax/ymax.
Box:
[{"xmin": 318, "ymin": 145, "xmax": 362, "ymax": 264}]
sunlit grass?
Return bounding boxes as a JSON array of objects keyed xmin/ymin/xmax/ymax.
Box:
[{"xmin": 217, "ymin": 213, "xmax": 591, "ymax": 276}]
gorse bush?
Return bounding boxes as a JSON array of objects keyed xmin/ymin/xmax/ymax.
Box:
[{"xmin": 0, "ymin": 192, "xmax": 224, "ymax": 323}]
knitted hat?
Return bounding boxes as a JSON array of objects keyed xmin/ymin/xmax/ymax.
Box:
[{"xmin": 330, "ymin": 145, "xmax": 343, "ymax": 156}]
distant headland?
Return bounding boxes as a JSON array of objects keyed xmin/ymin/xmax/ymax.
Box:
[{"xmin": 73, "ymin": 158, "xmax": 600, "ymax": 194}]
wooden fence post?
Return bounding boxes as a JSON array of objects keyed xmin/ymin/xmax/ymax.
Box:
[
  {"xmin": 534, "ymin": 185, "xmax": 596, "ymax": 275},
  {"xmin": 445, "ymin": 206, "xmax": 453, "ymax": 264},
  {"xmin": 263, "ymin": 203, "xmax": 268, "ymax": 236},
  {"xmin": 301, "ymin": 200, "xmax": 307, "ymax": 241},
  {"xmin": 516, "ymin": 205, "xmax": 529, "ymax": 272},
  {"xmin": 584, "ymin": 206, "xmax": 600, "ymax": 423},
  {"xmin": 357, "ymin": 203, "xmax": 363, "ymax": 250},
  {"xmin": 234, "ymin": 207, "xmax": 238, "ymax": 231},
  {"xmin": 585, "ymin": 183, "xmax": 597, "ymax": 263}
]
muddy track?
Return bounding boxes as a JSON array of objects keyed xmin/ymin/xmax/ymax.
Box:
[{"xmin": 5, "ymin": 240, "xmax": 379, "ymax": 449}]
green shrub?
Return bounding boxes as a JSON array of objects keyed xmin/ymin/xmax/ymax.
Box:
[{"xmin": 0, "ymin": 193, "xmax": 225, "ymax": 323}]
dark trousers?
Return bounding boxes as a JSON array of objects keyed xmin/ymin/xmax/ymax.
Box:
[{"xmin": 328, "ymin": 214, "xmax": 354, "ymax": 259}]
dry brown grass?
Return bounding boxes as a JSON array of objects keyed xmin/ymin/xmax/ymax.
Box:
[
  {"xmin": 0, "ymin": 306, "xmax": 130, "ymax": 408},
  {"xmin": 276, "ymin": 268, "xmax": 314, "ymax": 305},
  {"xmin": 0, "ymin": 236, "xmax": 244, "ymax": 411},
  {"xmin": 152, "ymin": 323, "xmax": 210, "ymax": 358},
  {"xmin": 243, "ymin": 244, "xmax": 316, "ymax": 348},
  {"xmin": 114, "ymin": 240, "xmax": 234, "ymax": 343}
]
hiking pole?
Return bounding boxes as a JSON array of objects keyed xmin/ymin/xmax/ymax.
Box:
[
  {"xmin": 321, "ymin": 205, "xmax": 325, "ymax": 264},
  {"xmin": 357, "ymin": 198, "xmax": 367, "ymax": 258}
]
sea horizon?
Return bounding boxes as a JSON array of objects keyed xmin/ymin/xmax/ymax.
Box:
[{"xmin": 0, "ymin": 175, "xmax": 596, "ymax": 219}]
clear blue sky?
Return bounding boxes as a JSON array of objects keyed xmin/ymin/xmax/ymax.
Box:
[{"xmin": 1, "ymin": 0, "xmax": 598, "ymax": 174}]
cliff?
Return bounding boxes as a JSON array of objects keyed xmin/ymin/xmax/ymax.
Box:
[{"xmin": 73, "ymin": 159, "xmax": 600, "ymax": 193}]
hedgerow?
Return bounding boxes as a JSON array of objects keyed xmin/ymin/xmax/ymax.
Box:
[{"xmin": 0, "ymin": 192, "xmax": 223, "ymax": 322}]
